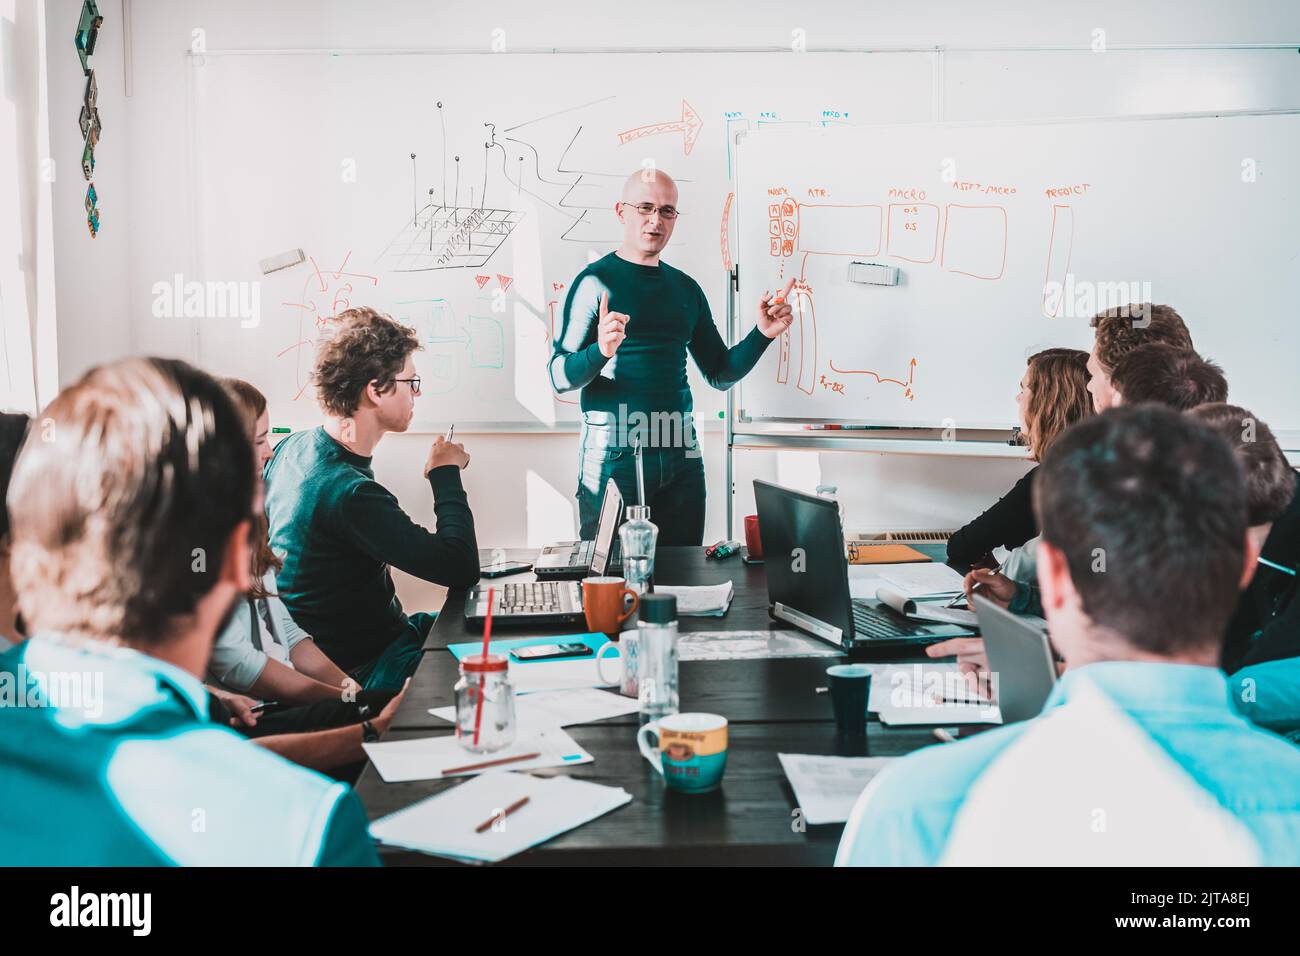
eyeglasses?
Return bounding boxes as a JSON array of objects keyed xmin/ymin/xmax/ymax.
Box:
[
  {"xmin": 394, "ymin": 377, "xmax": 422, "ymax": 396},
  {"xmin": 626, "ymin": 202, "xmax": 680, "ymax": 220}
]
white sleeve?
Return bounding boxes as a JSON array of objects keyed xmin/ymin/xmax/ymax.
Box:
[{"xmin": 207, "ymin": 599, "xmax": 270, "ymax": 692}]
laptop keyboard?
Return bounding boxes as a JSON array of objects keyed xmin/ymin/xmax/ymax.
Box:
[
  {"xmin": 851, "ymin": 601, "xmax": 931, "ymax": 640},
  {"xmin": 537, "ymin": 540, "xmax": 594, "ymax": 568},
  {"xmin": 496, "ymin": 581, "xmax": 578, "ymax": 614}
]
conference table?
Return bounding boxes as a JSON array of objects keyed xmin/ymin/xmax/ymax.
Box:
[{"xmin": 354, "ymin": 544, "xmax": 964, "ymax": 865}]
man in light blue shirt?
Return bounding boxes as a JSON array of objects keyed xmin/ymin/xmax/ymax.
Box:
[
  {"xmin": 838, "ymin": 405, "xmax": 1300, "ymax": 866},
  {"xmin": 0, "ymin": 357, "xmax": 377, "ymax": 866}
]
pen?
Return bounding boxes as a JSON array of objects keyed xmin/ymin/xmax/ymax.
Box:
[
  {"xmin": 445, "ymin": 424, "xmax": 455, "ymax": 442},
  {"xmin": 946, "ymin": 561, "xmax": 1003, "ymax": 607}
]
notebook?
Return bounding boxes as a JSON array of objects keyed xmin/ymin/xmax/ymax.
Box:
[
  {"xmin": 369, "ymin": 771, "xmax": 632, "ymax": 863},
  {"xmin": 847, "ymin": 543, "xmax": 931, "ymax": 565}
]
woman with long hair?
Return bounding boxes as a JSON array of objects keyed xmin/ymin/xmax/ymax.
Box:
[
  {"xmin": 945, "ymin": 348, "xmax": 1093, "ymax": 568},
  {"xmin": 208, "ymin": 379, "xmax": 362, "ymax": 706},
  {"xmin": 932, "ymin": 349, "xmax": 1093, "ymax": 680}
]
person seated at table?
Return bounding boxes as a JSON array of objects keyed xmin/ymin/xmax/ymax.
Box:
[
  {"xmin": 1187, "ymin": 403, "xmax": 1299, "ymax": 675},
  {"xmin": 211, "ymin": 379, "xmax": 364, "ymax": 703},
  {"xmin": 945, "ymin": 348, "xmax": 1092, "ymax": 568},
  {"xmin": 838, "ymin": 405, "xmax": 1300, "ymax": 866},
  {"xmin": 264, "ymin": 307, "xmax": 479, "ymax": 691},
  {"xmin": 0, "ymin": 357, "xmax": 377, "ymax": 865},
  {"xmin": 0, "ymin": 412, "xmax": 31, "ymax": 652},
  {"xmin": 1084, "ymin": 302, "xmax": 1193, "ymax": 412},
  {"xmin": 206, "ymin": 378, "xmax": 405, "ymax": 777},
  {"xmin": 939, "ymin": 344, "xmax": 1233, "ymax": 658},
  {"xmin": 1108, "ymin": 344, "xmax": 1227, "ymax": 409}
]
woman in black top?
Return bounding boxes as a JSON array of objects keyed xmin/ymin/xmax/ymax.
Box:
[{"xmin": 946, "ymin": 349, "xmax": 1093, "ymax": 568}]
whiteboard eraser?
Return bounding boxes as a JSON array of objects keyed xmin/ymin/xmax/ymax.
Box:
[
  {"xmin": 259, "ymin": 248, "xmax": 306, "ymax": 275},
  {"xmin": 848, "ymin": 261, "xmax": 900, "ymax": 286}
]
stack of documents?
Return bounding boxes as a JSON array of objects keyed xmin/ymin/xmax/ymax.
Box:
[
  {"xmin": 777, "ymin": 753, "xmax": 895, "ymax": 825},
  {"xmin": 655, "ymin": 581, "xmax": 735, "ymax": 617},
  {"xmin": 675, "ymin": 629, "xmax": 841, "ymax": 662},
  {"xmin": 363, "ymin": 727, "xmax": 593, "ymax": 783},
  {"xmin": 428, "ymin": 688, "xmax": 639, "ymax": 728},
  {"xmin": 369, "ymin": 770, "xmax": 632, "ymax": 863}
]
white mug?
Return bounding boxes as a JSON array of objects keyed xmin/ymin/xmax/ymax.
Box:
[{"xmin": 593, "ymin": 641, "xmax": 623, "ymax": 686}]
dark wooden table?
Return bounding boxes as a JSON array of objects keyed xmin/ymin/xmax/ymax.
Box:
[{"xmin": 356, "ymin": 544, "xmax": 958, "ymax": 865}]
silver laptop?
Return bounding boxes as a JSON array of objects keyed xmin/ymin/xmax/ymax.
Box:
[
  {"xmin": 972, "ymin": 595, "xmax": 1059, "ymax": 723},
  {"xmin": 534, "ymin": 478, "xmax": 623, "ymax": 580}
]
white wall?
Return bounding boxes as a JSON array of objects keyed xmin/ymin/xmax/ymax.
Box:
[{"xmin": 40, "ymin": 0, "xmax": 1300, "ymax": 613}]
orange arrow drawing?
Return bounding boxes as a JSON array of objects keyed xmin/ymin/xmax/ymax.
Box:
[{"xmin": 617, "ymin": 100, "xmax": 703, "ymax": 156}]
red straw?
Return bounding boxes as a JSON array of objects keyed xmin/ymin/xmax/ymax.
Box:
[{"xmin": 472, "ymin": 586, "xmax": 494, "ymax": 746}]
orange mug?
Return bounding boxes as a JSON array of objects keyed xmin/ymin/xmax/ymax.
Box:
[{"xmin": 582, "ymin": 576, "xmax": 638, "ymax": 635}]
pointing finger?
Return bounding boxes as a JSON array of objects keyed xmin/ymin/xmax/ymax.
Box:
[{"xmin": 599, "ymin": 290, "xmax": 609, "ymax": 318}]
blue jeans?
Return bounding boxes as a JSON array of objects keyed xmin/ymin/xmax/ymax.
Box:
[{"xmin": 577, "ymin": 414, "xmax": 707, "ymax": 546}]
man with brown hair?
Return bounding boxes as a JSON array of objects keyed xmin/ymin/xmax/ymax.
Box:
[
  {"xmin": 265, "ymin": 307, "xmax": 478, "ymax": 689},
  {"xmin": 1188, "ymin": 403, "xmax": 1300, "ymax": 676},
  {"xmin": 1109, "ymin": 344, "xmax": 1227, "ymax": 410},
  {"xmin": 1086, "ymin": 302, "xmax": 1193, "ymax": 412},
  {"xmin": 0, "ymin": 357, "xmax": 376, "ymax": 865}
]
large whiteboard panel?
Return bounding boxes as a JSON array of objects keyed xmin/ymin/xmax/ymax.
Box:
[
  {"xmin": 734, "ymin": 113, "xmax": 1300, "ymax": 438},
  {"xmin": 187, "ymin": 51, "xmax": 932, "ymax": 428}
]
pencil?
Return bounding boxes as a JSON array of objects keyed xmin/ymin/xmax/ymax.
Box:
[
  {"xmin": 476, "ymin": 796, "xmax": 530, "ymax": 834},
  {"xmin": 443, "ymin": 752, "xmax": 541, "ymax": 776}
]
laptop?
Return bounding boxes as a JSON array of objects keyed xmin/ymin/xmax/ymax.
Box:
[
  {"xmin": 534, "ymin": 478, "xmax": 623, "ymax": 580},
  {"xmin": 464, "ymin": 576, "xmax": 584, "ymax": 628},
  {"xmin": 971, "ymin": 595, "xmax": 1059, "ymax": 723},
  {"xmin": 754, "ymin": 479, "xmax": 976, "ymax": 652},
  {"xmin": 464, "ymin": 479, "xmax": 624, "ymax": 626}
]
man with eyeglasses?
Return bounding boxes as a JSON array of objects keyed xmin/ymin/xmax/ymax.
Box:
[
  {"xmin": 264, "ymin": 307, "xmax": 479, "ymax": 689},
  {"xmin": 551, "ymin": 168, "xmax": 795, "ymax": 544}
]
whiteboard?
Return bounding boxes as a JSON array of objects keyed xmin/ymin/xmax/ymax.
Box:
[
  {"xmin": 186, "ymin": 51, "xmax": 933, "ymax": 429},
  {"xmin": 733, "ymin": 113, "xmax": 1300, "ymax": 440}
]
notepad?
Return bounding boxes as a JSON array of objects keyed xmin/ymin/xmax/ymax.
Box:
[
  {"xmin": 777, "ymin": 753, "xmax": 895, "ymax": 825},
  {"xmin": 876, "ymin": 586, "xmax": 978, "ymax": 627},
  {"xmin": 369, "ymin": 771, "xmax": 632, "ymax": 863},
  {"xmin": 362, "ymin": 727, "xmax": 593, "ymax": 783},
  {"xmin": 870, "ymin": 662, "xmax": 1002, "ymax": 725},
  {"xmin": 655, "ymin": 581, "xmax": 735, "ymax": 616},
  {"xmin": 875, "ymin": 562, "xmax": 965, "ymax": 599}
]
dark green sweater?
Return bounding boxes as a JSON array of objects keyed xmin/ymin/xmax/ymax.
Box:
[
  {"xmin": 264, "ymin": 427, "xmax": 479, "ymax": 671},
  {"xmin": 549, "ymin": 252, "xmax": 772, "ymax": 415}
]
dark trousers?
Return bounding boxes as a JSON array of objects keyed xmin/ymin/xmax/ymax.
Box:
[
  {"xmin": 234, "ymin": 690, "xmax": 398, "ymax": 738},
  {"xmin": 210, "ymin": 689, "xmax": 398, "ymax": 784},
  {"xmin": 349, "ymin": 611, "xmax": 436, "ymax": 690},
  {"xmin": 577, "ymin": 415, "xmax": 707, "ymax": 546}
]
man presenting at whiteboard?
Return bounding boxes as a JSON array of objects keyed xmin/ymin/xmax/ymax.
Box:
[{"xmin": 550, "ymin": 168, "xmax": 795, "ymax": 545}]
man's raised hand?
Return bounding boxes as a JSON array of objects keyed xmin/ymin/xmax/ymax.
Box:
[
  {"xmin": 597, "ymin": 290, "xmax": 630, "ymax": 358},
  {"xmin": 757, "ymin": 277, "xmax": 797, "ymax": 339}
]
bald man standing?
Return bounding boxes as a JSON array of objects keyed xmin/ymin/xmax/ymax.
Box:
[{"xmin": 550, "ymin": 169, "xmax": 794, "ymax": 545}]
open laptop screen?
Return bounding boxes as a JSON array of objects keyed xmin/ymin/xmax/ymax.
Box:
[
  {"xmin": 590, "ymin": 478, "xmax": 624, "ymax": 575},
  {"xmin": 754, "ymin": 479, "xmax": 855, "ymax": 642}
]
